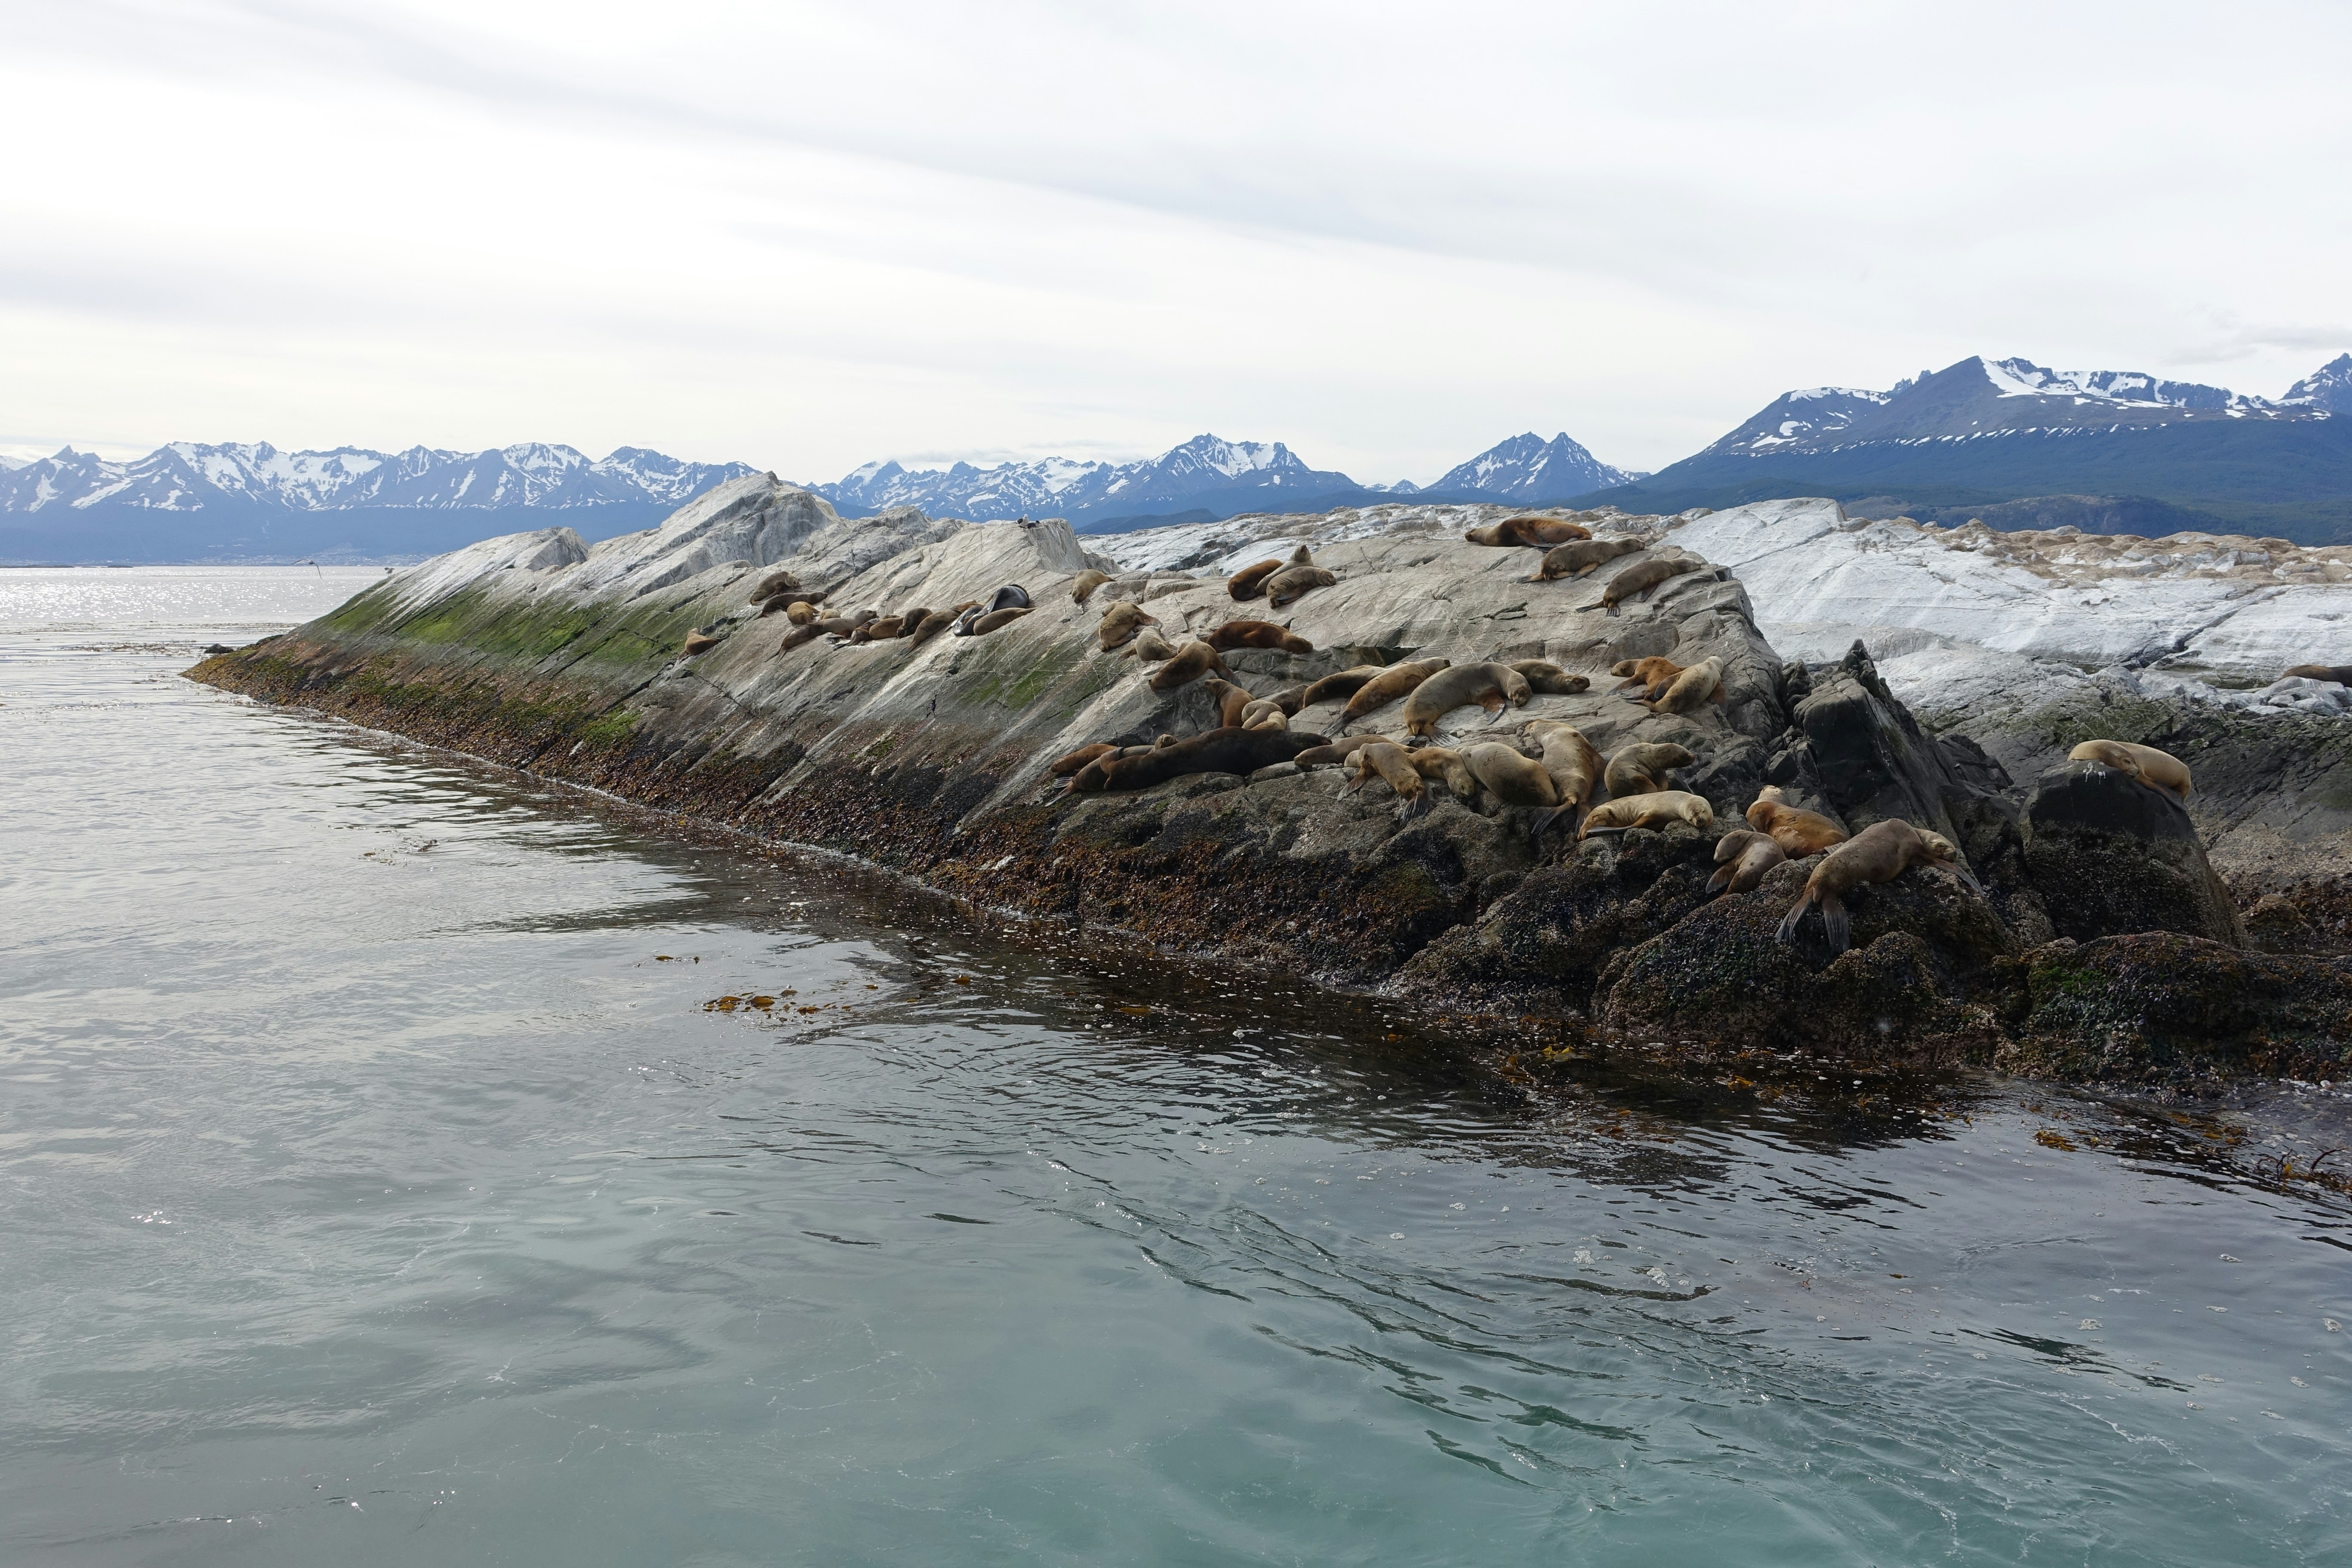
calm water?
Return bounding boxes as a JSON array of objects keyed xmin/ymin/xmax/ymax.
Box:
[{"xmin": 3, "ymin": 566, "xmax": 2348, "ymax": 1565}]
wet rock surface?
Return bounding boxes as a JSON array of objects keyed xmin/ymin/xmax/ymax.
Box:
[{"xmin": 187, "ymin": 481, "xmax": 2352, "ymax": 1086}]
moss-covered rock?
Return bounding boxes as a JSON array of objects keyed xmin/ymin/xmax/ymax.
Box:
[{"xmin": 2024, "ymin": 762, "xmax": 2245, "ymax": 946}]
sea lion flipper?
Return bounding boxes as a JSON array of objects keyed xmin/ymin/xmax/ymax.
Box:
[
  {"xmin": 1819, "ymin": 893, "xmax": 1850, "ymax": 954},
  {"xmin": 1706, "ymin": 865, "xmax": 1733, "ymax": 895},
  {"xmin": 1774, "ymin": 895, "xmax": 1812, "ymax": 946}
]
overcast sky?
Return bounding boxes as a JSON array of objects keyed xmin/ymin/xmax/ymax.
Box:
[{"xmin": 4, "ymin": 0, "xmax": 2348, "ymax": 483}]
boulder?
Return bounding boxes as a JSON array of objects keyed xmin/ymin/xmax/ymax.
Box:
[{"xmin": 2023, "ymin": 762, "xmax": 2244, "ymax": 946}]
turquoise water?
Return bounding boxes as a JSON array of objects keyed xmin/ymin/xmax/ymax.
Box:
[{"xmin": 2, "ymin": 567, "xmax": 2348, "ymax": 1565}]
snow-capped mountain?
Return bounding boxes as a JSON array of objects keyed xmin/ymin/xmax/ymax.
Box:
[
  {"xmin": 816, "ymin": 434, "xmax": 1358, "ymax": 526},
  {"xmin": 0, "ymin": 441, "xmax": 753, "ymax": 516},
  {"xmin": 1426, "ymin": 431, "xmax": 1637, "ymax": 501},
  {"xmin": 2285, "ymin": 354, "xmax": 2352, "ymax": 414}
]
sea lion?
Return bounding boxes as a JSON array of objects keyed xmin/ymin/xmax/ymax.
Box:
[
  {"xmin": 1071, "ymin": 569, "xmax": 1110, "ymax": 604},
  {"xmin": 1301, "ymin": 665, "xmax": 1385, "ymax": 707},
  {"xmin": 1263, "ymin": 564, "xmax": 1337, "ymax": 609},
  {"xmin": 1239, "ymin": 699, "xmax": 1289, "ymax": 731},
  {"xmin": 1098, "ymin": 601, "xmax": 1156, "ymax": 651},
  {"xmin": 966, "ymin": 606, "xmax": 1032, "ymax": 636},
  {"xmin": 1148, "ymin": 641, "xmax": 1229, "ymax": 692},
  {"xmin": 1643, "ymin": 656, "xmax": 1725, "ymax": 714},
  {"xmin": 1775, "ymin": 818, "xmax": 1981, "ymax": 953},
  {"xmin": 1523, "ymin": 719, "xmax": 1606, "ymax": 841},
  {"xmin": 1227, "ymin": 558, "xmax": 1284, "ymax": 601},
  {"xmin": 1604, "ymin": 741, "xmax": 1696, "ymax": 797},
  {"xmin": 1264, "ymin": 684, "xmax": 1308, "ymax": 716},
  {"xmin": 986, "ymin": 585, "xmax": 1031, "ymax": 613},
  {"xmin": 1080, "ymin": 726, "xmax": 1326, "ymax": 793},
  {"xmin": 779, "ymin": 623, "xmax": 824, "ymax": 651},
  {"xmin": 1466, "ymin": 516, "xmax": 1593, "ymax": 548},
  {"xmin": 2283, "ymin": 664, "xmax": 2352, "ymax": 685},
  {"xmin": 1127, "ymin": 626, "xmax": 1179, "ymax": 661},
  {"xmin": 1295, "ymin": 734, "xmax": 1379, "ymax": 768},
  {"xmin": 1745, "ymin": 790, "xmax": 1850, "ymax": 855},
  {"xmin": 1051, "ymin": 742, "xmax": 1119, "ymax": 776},
  {"xmin": 762, "ymin": 590, "xmax": 827, "ymax": 618},
  {"xmin": 1603, "ymin": 555, "xmax": 1703, "ymax": 610},
  {"xmin": 894, "ymin": 607, "xmax": 931, "ymax": 637},
  {"xmin": 1612, "ymin": 655, "xmax": 1682, "ymax": 698},
  {"xmin": 682, "ymin": 631, "xmax": 722, "ymax": 656},
  {"xmin": 784, "ymin": 600, "xmax": 820, "ymax": 626},
  {"xmin": 1577, "ymin": 790, "xmax": 1715, "ymax": 838},
  {"xmin": 1530, "ymin": 537, "xmax": 1643, "ymax": 581},
  {"xmin": 1400, "ymin": 662, "xmax": 1533, "ymax": 737},
  {"xmin": 1341, "ymin": 658, "xmax": 1451, "ymax": 722},
  {"xmin": 1509, "ymin": 659, "xmax": 1589, "ymax": 695},
  {"xmin": 748, "ymin": 568, "xmax": 801, "ymax": 603},
  {"xmin": 1203, "ymin": 677, "xmax": 1254, "ymax": 729},
  {"xmin": 1464, "ymin": 741, "xmax": 1559, "ymax": 806},
  {"xmin": 1408, "ymin": 746, "xmax": 1479, "ymax": 800},
  {"xmin": 1345, "ymin": 741, "xmax": 1429, "ymax": 819},
  {"xmin": 2068, "ymin": 739, "xmax": 2193, "ymax": 800},
  {"xmin": 813, "ymin": 616, "xmax": 858, "ymax": 639},
  {"xmin": 858, "ymin": 615, "xmax": 907, "ymax": 642},
  {"xmin": 1707, "ymin": 829, "xmax": 1788, "ymax": 895},
  {"xmin": 1207, "ymin": 619, "xmax": 1314, "ymax": 654},
  {"xmin": 906, "ymin": 608, "xmax": 959, "ymax": 644}
]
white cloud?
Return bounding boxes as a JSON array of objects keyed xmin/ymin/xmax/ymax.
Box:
[{"xmin": 4, "ymin": 0, "xmax": 2349, "ymax": 484}]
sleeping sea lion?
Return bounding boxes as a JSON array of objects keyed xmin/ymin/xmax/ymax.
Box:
[
  {"xmin": 1604, "ymin": 741, "xmax": 1695, "ymax": 797},
  {"xmin": 986, "ymin": 585, "xmax": 1031, "ymax": 613},
  {"xmin": 1263, "ymin": 564, "xmax": 1337, "ymax": 609},
  {"xmin": 1098, "ymin": 601, "xmax": 1156, "ymax": 651},
  {"xmin": 1227, "ymin": 559, "xmax": 1284, "ymax": 600},
  {"xmin": 859, "ymin": 615, "xmax": 907, "ymax": 641},
  {"xmin": 748, "ymin": 568, "xmax": 801, "ymax": 603},
  {"xmin": 1468, "ymin": 515, "xmax": 1592, "ymax": 548},
  {"xmin": 1207, "ymin": 619, "xmax": 1314, "ymax": 654},
  {"xmin": 1603, "ymin": 555, "xmax": 1703, "ymax": 610},
  {"xmin": 1643, "ymin": 656, "xmax": 1725, "ymax": 714},
  {"xmin": 906, "ymin": 608, "xmax": 959, "ymax": 644},
  {"xmin": 1463, "ymin": 742, "xmax": 1559, "ymax": 806},
  {"xmin": 1399, "ymin": 663, "xmax": 1533, "ymax": 737},
  {"xmin": 784, "ymin": 600, "xmax": 820, "ymax": 626},
  {"xmin": 1745, "ymin": 790, "xmax": 1849, "ymax": 855},
  {"xmin": 2068, "ymin": 739, "xmax": 2192, "ymax": 800},
  {"xmin": 1080, "ymin": 726, "xmax": 1327, "ymax": 793},
  {"xmin": 1239, "ymin": 699, "xmax": 1289, "ymax": 731},
  {"xmin": 1612, "ymin": 655, "xmax": 1682, "ymax": 698},
  {"xmin": 779, "ymin": 623, "xmax": 824, "ymax": 651},
  {"xmin": 1202, "ymin": 677, "xmax": 1254, "ymax": 729},
  {"xmin": 1707, "ymin": 829, "xmax": 1788, "ymax": 895},
  {"xmin": 1408, "ymin": 746, "xmax": 1479, "ymax": 800},
  {"xmin": 1127, "ymin": 626, "xmax": 1178, "ymax": 661},
  {"xmin": 813, "ymin": 616, "xmax": 858, "ymax": 639},
  {"xmin": 1345, "ymin": 741, "xmax": 1428, "ymax": 819},
  {"xmin": 1509, "ymin": 659, "xmax": 1589, "ymax": 695},
  {"xmin": 2283, "ymin": 664, "xmax": 2352, "ymax": 685},
  {"xmin": 1051, "ymin": 742, "xmax": 1119, "ymax": 776},
  {"xmin": 1775, "ymin": 818, "xmax": 1981, "ymax": 954},
  {"xmin": 965, "ymin": 606, "xmax": 1032, "ymax": 636},
  {"xmin": 1148, "ymin": 641, "xmax": 1230, "ymax": 692},
  {"xmin": 1295, "ymin": 734, "xmax": 1380, "ymax": 768},
  {"xmin": 762, "ymin": 590, "xmax": 826, "ymax": 618},
  {"xmin": 1523, "ymin": 718, "xmax": 1606, "ymax": 841},
  {"xmin": 1342, "ymin": 658, "xmax": 1450, "ymax": 721},
  {"xmin": 1071, "ymin": 569, "xmax": 1110, "ymax": 604},
  {"xmin": 1301, "ymin": 665, "xmax": 1385, "ymax": 707},
  {"xmin": 1264, "ymin": 684, "xmax": 1308, "ymax": 716},
  {"xmin": 1577, "ymin": 790, "xmax": 1715, "ymax": 838},
  {"xmin": 1530, "ymin": 537, "xmax": 1642, "ymax": 581},
  {"xmin": 682, "ymin": 631, "xmax": 721, "ymax": 656}
]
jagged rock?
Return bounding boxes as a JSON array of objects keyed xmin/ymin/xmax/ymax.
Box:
[
  {"xmin": 2023, "ymin": 762, "xmax": 2245, "ymax": 946},
  {"xmin": 1791, "ymin": 642, "xmax": 1979, "ymax": 845},
  {"xmin": 1999, "ymin": 933, "xmax": 2352, "ymax": 1083}
]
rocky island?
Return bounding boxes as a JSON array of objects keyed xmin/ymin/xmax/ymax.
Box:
[{"xmin": 190, "ymin": 475, "xmax": 2352, "ymax": 1086}]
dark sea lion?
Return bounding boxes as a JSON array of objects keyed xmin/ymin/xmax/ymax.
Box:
[
  {"xmin": 1071, "ymin": 569, "xmax": 1110, "ymax": 604},
  {"xmin": 1081, "ymin": 726, "xmax": 1326, "ymax": 793},
  {"xmin": 1463, "ymin": 741, "xmax": 1558, "ymax": 806},
  {"xmin": 856, "ymin": 615, "xmax": 907, "ymax": 642},
  {"xmin": 1098, "ymin": 601, "xmax": 1156, "ymax": 650},
  {"xmin": 1301, "ymin": 665, "xmax": 1384, "ymax": 707},
  {"xmin": 813, "ymin": 616, "xmax": 858, "ymax": 638},
  {"xmin": 1523, "ymin": 718, "xmax": 1605, "ymax": 841},
  {"xmin": 1776, "ymin": 818, "xmax": 1980, "ymax": 953},
  {"xmin": 779, "ymin": 623, "xmax": 824, "ymax": 651},
  {"xmin": 1342, "ymin": 657, "xmax": 1450, "ymax": 722},
  {"xmin": 906, "ymin": 608, "xmax": 959, "ymax": 644},
  {"xmin": 1294, "ymin": 734, "xmax": 1379, "ymax": 768},
  {"xmin": 986, "ymin": 585, "xmax": 1031, "ymax": 613},
  {"xmin": 1530, "ymin": 537, "xmax": 1642, "ymax": 581},
  {"xmin": 1148, "ymin": 641, "xmax": 1230, "ymax": 692},
  {"xmin": 893, "ymin": 607, "xmax": 931, "ymax": 637},
  {"xmin": 762, "ymin": 590, "xmax": 827, "ymax": 618},
  {"xmin": 1265, "ymin": 684, "xmax": 1308, "ymax": 716},
  {"xmin": 1604, "ymin": 741, "xmax": 1695, "ymax": 797},
  {"xmin": 1202, "ymin": 677, "xmax": 1254, "ymax": 729},
  {"xmin": 1745, "ymin": 790, "xmax": 1849, "ymax": 855},
  {"xmin": 1577, "ymin": 790, "xmax": 1715, "ymax": 838},
  {"xmin": 1346, "ymin": 741, "xmax": 1428, "ymax": 819},
  {"xmin": 1206, "ymin": 619, "xmax": 1314, "ymax": 654},
  {"xmin": 1707, "ymin": 829, "xmax": 1788, "ymax": 895},
  {"xmin": 1509, "ymin": 659, "xmax": 1589, "ymax": 695},
  {"xmin": 748, "ymin": 568, "xmax": 801, "ymax": 603},
  {"xmin": 1643, "ymin": 656, "xmax": 1725, "ymax": 714},
  {"xmin": 1263, "ymin": 564, "xmax": 1336, "ymax": 608},
  {"xmin": 1400, "ymin": 663, "xmax": 1532, "ymax": 737},
  {"xmin": 966, "ymin": 606, "xmax": 1032, "ymax": 636},
  {"xmin": 1227, "ymin": 558, "xmax": 1284, "ymax": 600},
  {"xmin": 682, "ymin": 631, "xmax": 722, "ymax": 656},
  {"xmin": 1051, "ymin": 742, "xmax": 1119, "ymax": 776},
  {"xmin": 2068, "ymin": 739, "xmax": 2192, "ymax": 800},
  {"xmin": 1603, "ymin": 555, "xmax": 1703, "ymax": 610},
  {"xmin": 1466, "ymin": 515, "xmax": 1592, "ymax": 547},
  {"xmin": 2283, "ymin": 664, "xmax": 2352, "ymax": 685}
]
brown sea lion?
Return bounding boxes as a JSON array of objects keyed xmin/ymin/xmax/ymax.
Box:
[
  {"xmin": 784, "ymin": 600, "xmax": 820, "ymax": 626},
  {"xmin": 1295, "ymin": 734, "xmax": 1380, "ymax": 768},
  {"xmin": 1530, "ymin": 537, "xmax": 1642, "ymax": 581},
  {"xmin": 1775, "ymin": 818, "xmax": 1981, "ymax": 953},
  {"xmin": 894, "ymin": 607, "xmax": 931, "ymax": 637},
  {"xmin": 682, "ymin": 631, "xmax": 721, "ymax": 656},
  {"xmin": 1239, "ymin": 699, "xmax": 1289, "ymax": 731},
  {"xmin": 1612, "ymin": 655, "xmax": 1682, "ymax": 698},
  {"xmin": 2283, "ymin": 664, "xmax": 2352, "ymax": 685},
  {"xmin": 1577, "ymin": 790, "xmax": 1715, "ymax": 838},
  {"xmin": 1522, "ymin": 718, "xmax": 1606, "ymax": 840},
  {"xmin": 906, "ymin": 608, "xmax": 959, "ymax": 644},
  {"xmin": 1264, "ymin": 684, "xmax": 1308, "ymax": 716},
  {"xmin": 1464, "ymin": 741, "xmax": 1559, "ymax": 806},
  {"xmin": 779, "ymin": 623, "xmax": 824, "ymax": 651},
  {"xmin": 1342, "ymin": 658, "xmax": 1451, "ymax": 722},
  {"xmin": 2068, "ymin": 739, "xmax": 2192, "ymax": 800},
  {"xmin": 1263, "ymin": 564, "xmax": 1337, "ymax": 608},
  {"xmin": 967, "ymin": 606, "xmax": 1032, "ymax": 636},
  {"xmin": 1465, "ymin": 517, "xmax": 1591, "ymax": 548},
  {"xmin": 814, "ymin": 616, "xmax": 858, "ymax": 638},
  {"xmin": 1603, "ymin": 555, "xmax": 1704, "ymax": 610},
  {"xmin": 1408, "ymin": 746, "xmax": 1479, "ymax": 800},
  {"xmin": 762, "ymin": 590, "xmax": 827, "ymax": 618},
  {"xmin": 1509, "ymin": 659, "xmax": 1589, "ymax": 695},
  {"xmin": 860, "ymin": 615, "xmax": 908, "ymax": 641},
  {"xmin": 1098, "ymin": 601, "xmax": 1156, "ymax": 650},
  {"xmin": 1202, "ymin": 677, "xmax": 1254, "ymax": 729},
  {"xmin": 1301, "ymin": 665, "xmax": 1384, "ymax": 707},
  {"xmin": 1227, "ymin": 559, "xmax": 1284, "ymax": 600},
  {"xmin": 1081, "ymin": 726, "xmax": 1327, "ymax": 793},
  {"xmin": 1207, "ymin": 619, "xmax": 1314, "ymax": 654},
  {"xmin": 1643, "ymin": 656, "xmax": 1725, "ymax": 714},
  {"xmin": 1345, "ymin": 741, "xmax": 1428, "ymax": 819},
  {"xmin": 1604, "ymin": 741, "xmax": 1696, "ymax": 797},
  {"xmin": 1148, "ymin": 641, "xmax": 1230, "ymax": 692},
  {"xmin": 1071, "ymin": 569, "xmax": 1110, "ymax": 604},
  {"xmin": 1051, "ymin": 742, "xmax": 1119, "ymax": 777},
  {"xmin": 1400, "ymin": 663, "xmax": 1533, "ymax": 737},
  {"xmin": 1127, "ymin": 626, "xmax": 1178, "ymax": 661},
  {"xmin": 1746, "ymin": 790, "xmax": 1849, "ymax": 855},
  {"xmin": 748, "ymin": 568, "xmax": 801, "ymax": 603},
  {"xmin": 1707, "ymin": 829, "xmax": 1788, "ymax": 895}
]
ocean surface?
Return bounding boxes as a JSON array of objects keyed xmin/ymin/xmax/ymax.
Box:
[{"xmin": 3, "ymin": 565, "xmax": 2348, "ymax": 1566}]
